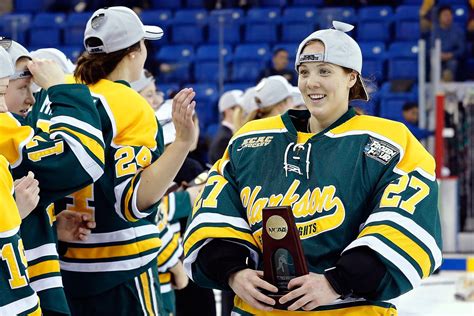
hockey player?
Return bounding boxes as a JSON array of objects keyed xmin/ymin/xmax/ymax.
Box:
[
  {"xmin": 1, "ymin": 40, "xmax": 105, "ymax": 315},
  {"xmin": 183, "ymin": 21, "xmax": 442, "ymax": 315},
  {"xmin": 30, "ymin": 6, "xmax": 196, "ymax": 315}
]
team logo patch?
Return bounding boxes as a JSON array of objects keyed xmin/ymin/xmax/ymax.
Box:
[
  {"xmin": 237, "ymin": 136, "xmax": 273, "ymax": 151},
  {"xmin": 299, "ymin": 53, "xmax": 324, "ymax": 63},
  {"xmin": 364, "ymin": 137, "xmax": 399, "ymax": 164}
]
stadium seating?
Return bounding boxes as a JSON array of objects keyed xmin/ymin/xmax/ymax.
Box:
[
  {"xmin": 360, "ymin": 41, "xmax": 386, "ymax": 82},
  {"xmin": 63, "ymin": 12, "xmax": 91, "ymax": 46},
  {"xmin": 387, "ymin": 41, "xmax": 419, "ymax": 80},
  {"xmin": 2, "ymin": 14, "xmax": 32, "ymax": 45},
  {"xmin": 194, "ymin": 44, "xmax": 232, "ymax": 82},
  {"xmin": 140, "ymin": 10, "xmax": 173, "ymax": 45},
  {"xmin": 394, "ymin": 5, "xmax": 420, "ymax": 41},
  {"xmin": 208, "ymin": 9, "xmax": 243, "ymax": 44},
  {"xmin": 156, "ymin": 45, "xmax": 195, "ymax": 83},
  {"xmin": 29, "ymin": 13, "xmax": 65, "ymax": 47},
  {"xmin": 232, "ymin": 44, "xmax": 271, "ymax": 82},
  {"xmin": 318, "ymin": 7, "xmax": 357, "ymax": 28}
]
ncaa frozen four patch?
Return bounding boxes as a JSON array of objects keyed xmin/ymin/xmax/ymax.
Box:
[{"xmin": 364, "ymin": 137, "xmax": 399, "ymax": 164}]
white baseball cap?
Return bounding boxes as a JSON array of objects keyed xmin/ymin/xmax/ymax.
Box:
[
  {"xmin": 130, "ymin": 69, "xmax": 154, "ymax": 92},
  {"xmin": 218, "ymin": 90, "xmax": 243, "ymax": 113},
  {"xmin": 290, "ymin": 86, "xmax": 305, "ymax": 107},
  {"xmin": 155, "ymin": 99, "xmax": 175, "ymax": 145},
  {"xmin": 84, "ymin": 6, "xmax": 164, "ymax": 54},
  {"xmin": 254, "ymin": 75, "xmax": 292, "ymax": 108},
  {"xmin": 0, "ymin": 47, "xmax": 14, "ymax": 78},
  {"xmin": 295, "ymin": 21, "xmax": 368, "ymax": 101},
  {"xmin": 30, "ymin": 48, "xmax": 76, "ymax": 74},
  {"xmin": 239, "ymin": 87, "xmax": 258, "ymax": 115}
]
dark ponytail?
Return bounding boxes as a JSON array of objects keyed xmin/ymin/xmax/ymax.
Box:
[{"xmin": 74, "ymin": 38, "xmax": 141, "ymax": 85}]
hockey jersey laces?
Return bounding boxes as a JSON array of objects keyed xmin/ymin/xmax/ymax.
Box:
[{"xmin": 283, "ymin": 142, "xmax": 312, "ymax": 179}]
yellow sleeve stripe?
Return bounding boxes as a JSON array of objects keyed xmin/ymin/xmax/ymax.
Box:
[
  {"xmin": 159, "ymin": 272, "xmax": 171, "ymax": 284},
  {"xmin": 124, "ymin": 174, "xmax": 140, "ymax": 222},
  {"xmin": 232, "ymin": 115, "xmax": 286, "ymax": 139},
  {"xmin": 328, "ymin": 116, "xmax": 435, "ymax": 179},
  {"xmin": 139, "ymin": 270, "xmax": 155, "ymax": 316},
  {"xmin": 30, "ymin": 305, "xmax": 42, "ymax": 316},
  {"xmin": 50, "ymin": 126, "xmax": 105, "ymax": 164},
  {"xmin": 64, "ymin": 237, "xmax": 161, "ymax": 259},
  {"xmin": 158, "ymin": 233, "xmax": 180, "ymax": 265},
  {"xmin": 359, "ymin": 224, "xmax": 431, "ymax": 278},
  {"xmin": 157, "ymin": 196, "xmax": 169, "ymax": 232},
  {"xmin": 184, "ymin": 226, "xmax": 258, "ymax": 255},
  {"xmin": 27, "ymin": 260, "xmax": 60, "ymax": 279}
]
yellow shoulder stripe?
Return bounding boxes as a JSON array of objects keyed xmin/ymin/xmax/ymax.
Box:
[
  {"xmin": 90, "ymin": 80, "xmax": 158, "ymax": 148},
  {"xmin": 0, "ymin": 113, "xmax": 33, "ymax": 166},
  {"xmin": 233, "ymin": 115, "xmax": 286, "ymax": 139},
  {"xmin": 329, "ymin": 116, "xmax": 435, "ymax": 179},
  {"xmin": 0, "ymin": 155, "xmax": 21, "ymax": 233}
]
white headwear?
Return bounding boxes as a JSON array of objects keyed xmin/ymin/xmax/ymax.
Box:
[
  {"xmin": 254, "ymin": 75, "xmax": 292, "ymax": 108},
  {"xmin": 84, "ymin": 6, "xmax": 163, "ymax": 54},
  {"xmin": 218, "ymin": 90, "xmax": 243, "ymax": 113},
  {"xmin": 0, "ymin": 47, "xmax": 14, "ymax": 78},
  {"xmin": 295, "ymin": 21, "xmax": 368, "ymax": 101},
  {"xmin": 30, "ymin": 48, "xmax": 75, "ymax": 74}
]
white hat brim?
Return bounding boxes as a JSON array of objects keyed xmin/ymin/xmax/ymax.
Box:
[{"xmin": 144, "ymin": 25, "xmax": 164, "ymax": 40}]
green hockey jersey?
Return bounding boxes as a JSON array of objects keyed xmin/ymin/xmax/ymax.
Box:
[
  {"xmin": 35, "ymin": 78, "xmax": 165, "ymax": 298},
  {"xmin": 0, "ymin": 155, "xmax": 41, "ymax": 316},
  {"xmin": 156, "ymin": 191, "xmax": 191, "ymax": 294},
  {"xmin": 1, "ymin": 83, "xmax": 105, "ymax": 314},
  {"xmin": 183, "ymin": 108, "xmax": 442, "ymax": 315}
]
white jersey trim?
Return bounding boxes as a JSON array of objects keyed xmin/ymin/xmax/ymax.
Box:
[
  {"xmin": 25, "ymin": 243, "xmax": 58, "ymax": 262},
  {"xmin": 60, "ymin": 251, "xmax": 158, "ymax": 272},
  {"xmin": 50, "ymin": 115, "xmax": 104, "ymax": 145},
  {"xmin": 344, "ymin": 236, "xmax": 421, "ymax": 289},
  {"xmin": 364, "ymin": 211, "xmax": 442, "ymax": 269},
  {"xmin": 30, "ymin": 276, "xmax": 63, "ymax": 292},
  {"xmin": 0, "ymin": 226, "xmax": 20, "ymax": 238},
  {"xmin": 50, "ymin": 131, "xmax": 103, "ymax": 181},
  {"xmin": 67, "ymin": 224, "xmax": 159, "ymax": 245},
  {"xmin": 0, "ymin": 292, "xmax": 39, "ymax": 315}
]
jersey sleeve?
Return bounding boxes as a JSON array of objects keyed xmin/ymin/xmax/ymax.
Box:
[
  {"xmin": 111, "ymin": 106, "xmax": 165, "ymax": 222},
  {"xmin": 183, "ymin": 148, "xmax": 260, "ymax": 288},
  {"xmin": 0, "ymin": 156, "xmax": 41, "ymax": 316},
  {"xmin": 0, "ymin": 83, "xmax": 105, "ymax": 206},
  {"xmin": 343, "ymin": 125, "xmax": 442, "ymax": 300}
]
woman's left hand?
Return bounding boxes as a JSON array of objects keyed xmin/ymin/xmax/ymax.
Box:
[
  {"xmin": 279, "ymin": 272, "xmax": 339, "ymax": 311},
  {"xmin": 56, "ymin": 210, "xmax": 96, "ymax": 242}
]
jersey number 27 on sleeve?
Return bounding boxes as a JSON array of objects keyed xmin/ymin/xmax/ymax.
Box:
[{"xmin": 380, "ymin": 174, "xmax": 430, "ymax": 214}]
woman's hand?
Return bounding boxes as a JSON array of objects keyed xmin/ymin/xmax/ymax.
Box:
[
  {"xmin": 279, "ymin": 272, "xmax": 339, "ymax": 311},
  {"xmin": 228, "ymin": 269, "xmax": 278, "ymax": 312},
  {"xmin": 172, "ymin": 88, "xmax": 196, "ymax": 147},
  {"xmin": 14, "ymin": 172, "xmax": 40, "ymax": 219},
  {"xmin": 169, "ymin": 260, "xmax": 189, "ymax": 290},
  {"xmin": 27, "ymin": 58, "xmax": 65, "ymax": 90},
  {"xmin": 56, "ymin": 210, "xmax": 96, "ymax": 242}
]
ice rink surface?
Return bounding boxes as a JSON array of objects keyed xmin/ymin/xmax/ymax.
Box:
[{"xmin": 397, "ymin": 271, "xmax": 474, "ymax": 316}]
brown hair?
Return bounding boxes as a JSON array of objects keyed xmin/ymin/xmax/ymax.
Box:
[
  {"xmin": 74, "ymin": 38, "xmax": 141, "ymax": 85},
  {"xmin": 342, "ymin": 67, "xmax": 368, "ymax": 101},
  {"xmin": 244, "ymin": 97, "xmax": 289, "ymax": 123}
]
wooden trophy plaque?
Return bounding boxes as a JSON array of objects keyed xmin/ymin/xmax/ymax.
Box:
[{"xmin": 262, "ymin": 206, "xmax": 308, "ymax": 310}]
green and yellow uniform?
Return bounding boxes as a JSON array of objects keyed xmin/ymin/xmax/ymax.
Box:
[
  {"xmin": 156, "ymin": 191, "xmax": 192, "ymax": 315},
  {"xmin": 1, "ymin": 83, "xmax": 105, "ymax": 315},
  {"xmin": 184, "ymin": 108, "xmax": 442, "ymax": 315},
  {"xmin": 33, "ymin": 79, "xmax": 165, "ymax": 315},
  {"xmin": 0, "ymin": 155, "xmax": 41, "ymax": 316}
]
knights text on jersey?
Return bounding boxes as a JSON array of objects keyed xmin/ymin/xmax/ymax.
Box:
[
  {"xmin": 0, "ymin": 155, "xmax": 41, "ymax": 316},
  {"xmin": 184, "ymin": 108, "xmax": 442, "ymax": 315}
]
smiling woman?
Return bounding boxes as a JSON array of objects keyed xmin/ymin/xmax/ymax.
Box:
[{"xmin": 183, "ymin": 20, "xmax": 442, "ymax": 316}]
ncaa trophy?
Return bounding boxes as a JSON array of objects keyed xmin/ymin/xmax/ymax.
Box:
[{"xmin": 262, "ymin": 206, "xmax": 308, "ymax": 309}]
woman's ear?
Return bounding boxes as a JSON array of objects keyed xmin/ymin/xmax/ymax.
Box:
[{"xmin": 348, "ymin": 71, "xmax": 357, "ymax": 89}]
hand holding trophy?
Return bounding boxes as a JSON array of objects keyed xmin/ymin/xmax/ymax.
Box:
[{"xmin": 262, "ymin": 206, "xmax": 309, "ymax": 310}]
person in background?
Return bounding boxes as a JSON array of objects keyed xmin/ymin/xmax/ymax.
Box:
[
  {"xmin": 401, "ymin": 102, "xmax": 434, "ymax": 140},
  {"xmin": 233, "ymin": 87, "xmax": 257, "ymax": 131},
  {"xmin": 183, "ymin": 21, "xmax": 442, "ymax": 315},
  {"xmin": 245, "ymin": 75, "xmax": 293, "ymax": 124},
  {"xmin": 131, "ymin": 68, "xmax": 164, "ymax": 111},
  {"xmin": 290, "ymin": 86, "xmax": 306, "ymax": 110},
  {"xmin": 208, "ymin": 90, "xmax": 243, "ymax": 165},
  {"xmin": 431, "ymin": 5, "xmax": 465, "ymax": 81},
  {"xmin": 257, "ymin": 48, "xmax": 296, "ymax": 85}
]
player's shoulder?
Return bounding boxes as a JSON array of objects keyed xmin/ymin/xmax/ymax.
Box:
[
  {"xmin": 0, "ymin": 155, "xmax": 21, "ymax": 234},
  {"xmin": 232, "ymin": 115, "xmax": 286, "ymax": 142}
]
